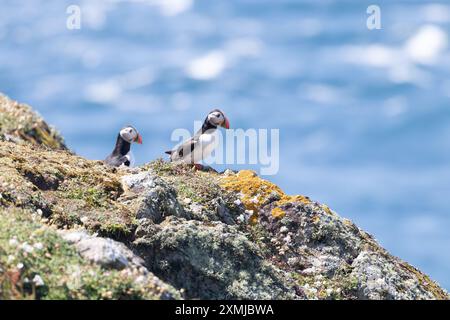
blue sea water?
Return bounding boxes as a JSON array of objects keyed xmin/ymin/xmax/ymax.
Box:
[{"xmin": 1, "ymin": 0, "xmax": 450, "ymax": 292}]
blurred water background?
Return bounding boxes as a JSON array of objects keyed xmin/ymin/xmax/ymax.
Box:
[{"xmin": 1, "ymin": 0, "xmax": 449, "ymax": 290}]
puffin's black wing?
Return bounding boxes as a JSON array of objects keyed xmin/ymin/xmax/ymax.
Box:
[
  {"xmin": 104, "ymin": 154, "xmax": 130, "ymax": 167},
  {"xmin": 168, "ymin": 136, "xmax": 198, "ymax": 162}
]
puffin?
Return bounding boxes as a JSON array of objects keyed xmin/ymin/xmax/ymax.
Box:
[
  {"xmin": 165, "ymin": 109, "xmax": 230, "ymax": 169},
  {"xmin": 104, "ymin": 125, "xmax": 142, "ymax": 167}
]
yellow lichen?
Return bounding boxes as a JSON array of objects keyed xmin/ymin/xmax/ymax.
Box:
[
  {"xmin": 271, "ymin": 207, "xmax": 286, "ymax": 219},
  {"xmin": 220, "ymin": 170, "xmax": 310, "ymax": 222},
  {"xmin": 249, "ymin": 214, "xmax": 259, "ymax": 225},
  {"xmin": 312, "ymin": 215, "xmax": 321, "ymax": 224},
  {"xmin": 322, "ymin": 204, "xmax": 334, "ymax": 216}
]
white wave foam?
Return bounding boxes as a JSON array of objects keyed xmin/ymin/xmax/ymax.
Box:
[
  {"xmin": 186, "ymin": 51, "xmax": 226, "ymax": 80},
  {"xmin": 405, "ymin": 24, "xmax": 448, "ymax": 65},
  {"xmin": 158, "ymin": 0, "xmax": 193, "ymax": 16}
]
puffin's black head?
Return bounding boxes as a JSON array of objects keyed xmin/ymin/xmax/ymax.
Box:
[
  {"xmin": 119, "ymin": 125, "xmax": 143, "ymax": 144},
  {"xmin": 205, "ymin": 109, "xmax": 230, "ymax": 129}
]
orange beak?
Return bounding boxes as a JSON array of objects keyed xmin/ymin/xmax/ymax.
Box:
[
  {"xmin": 135, "ymin": 134, "xmax": 143, "ymax": 144},
  {"xmin": 222, "ymin": 117, "xmax": 230, "ymax": 129}
]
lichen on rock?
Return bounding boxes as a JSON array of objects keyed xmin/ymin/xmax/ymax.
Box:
[
  {"xmin": 133, "ymin": 216, "xmax": 299, "ymax": 299},
  {"xmin": 220, "ymin": 170, "xmax": 311, "ymax": 221}
]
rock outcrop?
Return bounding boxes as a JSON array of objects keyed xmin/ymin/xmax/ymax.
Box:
[
  {"xmin": 0, "ymin": 93, "xmax": 448, "ymax": 300},
  {"xmin": 0, "ymin": 94, "xmax": 66, "ymax": 150}
]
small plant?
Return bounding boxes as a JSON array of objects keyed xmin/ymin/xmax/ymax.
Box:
[{"xmin": 66, "ymin": 187, "xmax": 108, "ymax": 208}]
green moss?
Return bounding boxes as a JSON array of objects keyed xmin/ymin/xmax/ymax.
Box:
[
  {"xmin": 147, "ymin": 159, "xmax": 239, "ymax": 214},
  {"xmin": 98, "ymin": 222, "xmax": 133, "ymax": 240},
  {"xmin": 147, "ymin": 158, "xmax": 176, "ymax": 176},
  {"xmin": 176, "ymin": 183, "xmax": 203, "ymax": 203},
  {"xmin": 342, "ymin": 275, "xmax": 359, "ymax": 292},
  {"xmin": 66, "ymin": 188, "xmax": 108, "ymax": 208},
  {"xmin": 53, "ymin": 212, "xmax": 82, "ymax": 227},
  {"xmin": 246, "ymin": 224, "xmax": 275, "ymax": 258},
  {"xmin": 0, "ymin": 208, "xmax": 160, "ymax": 300}
]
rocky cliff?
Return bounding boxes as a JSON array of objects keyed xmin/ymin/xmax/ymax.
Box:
[{"xmin": 0, "ymin": 93, "xmax": 448, "ymax": 300}]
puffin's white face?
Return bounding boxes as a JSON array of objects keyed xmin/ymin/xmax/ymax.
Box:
[
  {"xmin": 207, "ymin": 109, "xmax": 230, "ymax": 129},
  {"xmin": 120, "ymin": 126, "xmax": 142, "ymax": 144}
]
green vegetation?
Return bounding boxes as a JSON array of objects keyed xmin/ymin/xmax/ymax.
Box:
[
  {"xmin": 66, "ymin": 187, "xmax": 109, "ymax": 208},
  {"xmin": 147, "ymin": 159, "xmax": 240, "ymax": 214},
  {"xmin": 0, "ymin": 208, "xmax": 160, "ymax": 300}
]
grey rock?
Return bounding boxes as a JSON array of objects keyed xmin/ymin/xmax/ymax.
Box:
[
  {"xmin": 59, "ymin": 229, "xmax": 183, "ymax": 299},
  {"xmin": 133, "ymin": 217, "xmax": 300, "ymax": 300},
  {"xmin": 350, "ymin": 250, "xmax": 437, "ymax": 300},
  {"xmin": 60, "ymin": 230, "xmax": 144, "ymax": 270},
  {"xmin": 182, "ymin": 198, "xmax": 237, "ymax": 225},
  {"xmin": 121, "ymin": 171, "xmax": 188, "ymax": 223},
  {"xmin": 257, "ymin": 201, "xmax": 449, "ymax": 299}
]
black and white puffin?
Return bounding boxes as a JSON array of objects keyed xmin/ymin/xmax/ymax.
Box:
[
  {"xmin": 165, "ymin": 109, "xmax": 230, "ymax": 168},
  {"xmin": 104, "ymin": 125, "xmax": 142, "ymax": 167}
]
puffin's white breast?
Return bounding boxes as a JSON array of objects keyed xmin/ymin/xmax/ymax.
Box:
[
  {"xmin": 192, "ymin": 132, "xmax": 219, "ymax": 163},
  {"xmin": 128, "ymin": 151, "xmax": 136, "ymax": 167}
]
